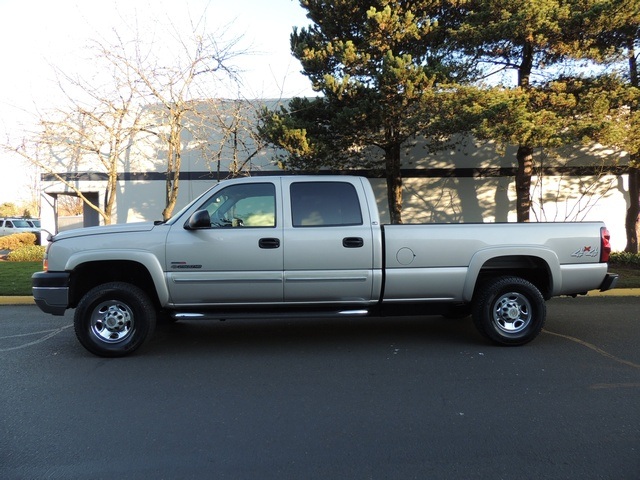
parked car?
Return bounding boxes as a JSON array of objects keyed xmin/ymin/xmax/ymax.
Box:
[
  {"xmin": 25, "ymin": 219, "xmax": 41, "ymax": 229},
  {"xmin": 0, "ymin": 217, "xmax": 41, "ymax": 244},
  {"xmin": 1, "ymin": 217, "xmax": 36, "ymax": 236}
]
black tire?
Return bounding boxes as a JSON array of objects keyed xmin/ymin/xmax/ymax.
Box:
[
  {"xmin": 472, "ymin": 276, "xmax": 546, "ymax": 346},
  {"xmin": 74, "ymin": 282, "xmax": 157, "ymax": 357}
]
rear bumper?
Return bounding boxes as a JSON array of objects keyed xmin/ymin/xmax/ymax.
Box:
[
  {"xmin": 599, "ymin": 273, "xmax": 619, "ymax": 292},
  {"xmin": 32, "ymin": 271, "xmax": 70, "ymax": 316}
]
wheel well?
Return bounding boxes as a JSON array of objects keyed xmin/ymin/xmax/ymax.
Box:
[
  {"xmin": 68, "ymin": 261, "xmax": 159, "ymax": 309},
  {"xmin": 475, "ymin": 255, "xmax": 552, "ymax": 299}
]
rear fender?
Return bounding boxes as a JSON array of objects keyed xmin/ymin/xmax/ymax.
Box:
[{"xmin": 462, "ymin": 247, "xmax": 561, "ymax": 302}]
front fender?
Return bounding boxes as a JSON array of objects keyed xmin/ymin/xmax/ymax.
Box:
[
  {"xmin": 462, "ymin": 246, "xmax": 561, "ymax": 302},
  {"xmin": 65, "ymin": 250, "xmax": 170, "ymax": 306}
]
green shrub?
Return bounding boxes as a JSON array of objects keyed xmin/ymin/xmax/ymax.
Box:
[
  {"xmin": 610, "ymin": 252, "xmax": 640, "ymax": 266},
  {"xmin": 7, "ymin": 245, "xmax": 46, "ymax": 262},
  {"xmin": 0, "ymin": 232, "xmax": 36, "ymax": 250}
]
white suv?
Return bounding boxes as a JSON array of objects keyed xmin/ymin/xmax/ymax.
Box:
[{"xmin": 0, "ymin": 217, "xmax": 39, "ymax": 237}]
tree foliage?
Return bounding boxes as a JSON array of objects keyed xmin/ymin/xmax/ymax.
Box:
[
  {"xmin": 569, "ymin": 0, "xmax": 640, "ymax": 253},
  {"xmin": 2, "ymin": 10, "xmax": 250, "ymax": 225},
  {"xmin": 261, "ymin": 0, "xmax": 639, "ymax": 228},
  {"xmin": 449, "ymin": 0, "xmax": 609, "ymax": 222},
  {"xmin": 0, "ymin": 203, "xmax": 19, "ymax": 218},
  {"xmin": 453, "ymin": 0, "xmax": 640, "ymax": 247},
  {"xmin": 260, "ymin": 0, "xmax": 478, "ymax": 223},
  {"xmin": 81, "ymin": 22, "xmax": 248, "ymax": 221}
]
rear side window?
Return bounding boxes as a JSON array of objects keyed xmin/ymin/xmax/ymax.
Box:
[{"xmin": 291, "ymin": 182, "xmax": 363, "ymax": 227}]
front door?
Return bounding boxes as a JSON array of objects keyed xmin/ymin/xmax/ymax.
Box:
[{"xmin": 165, "ymin": 181, "xmax": 284, "ymax": 305}]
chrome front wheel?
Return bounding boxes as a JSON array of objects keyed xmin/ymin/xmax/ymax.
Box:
[
  {"xmin": 90, "ymin": 301, "xmax": 135, "ymax": 343},
  {"xmin": 74, "ymin": 282, "xmax": 156, "ymax": 357}
]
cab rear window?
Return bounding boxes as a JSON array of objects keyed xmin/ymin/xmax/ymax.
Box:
[{"xmin": 290, "ymin": 182, "xmax": 363, "ymax": 227}]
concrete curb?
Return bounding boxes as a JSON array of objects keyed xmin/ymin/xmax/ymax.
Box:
[
  {"xmin": 579, "ymin": 288, "xmax": 640, "ymax": 297},
  {"xmin": 0, "ymin": 296, "xmax": 35, "ymax": 305},
  {"xmin": 1, "ymin": 289, "xmax": 639, "ymax": 306}
]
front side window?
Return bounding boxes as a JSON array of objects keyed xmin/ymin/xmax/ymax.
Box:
[
  {"xmin": 291, "ymin": 182, "xmax": 363, "ymax": 227},
  {"xmin": 199, "ymin": 183, "xmax": 276, "ymax": 228}
]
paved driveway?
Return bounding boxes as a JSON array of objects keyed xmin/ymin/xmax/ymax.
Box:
[{"xmin": 1, "ymin": 298, "xmax": 639, "ymax": 479}]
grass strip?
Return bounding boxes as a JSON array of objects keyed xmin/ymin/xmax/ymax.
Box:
[{"xmin": 0, "ymin": 262, "xmax": 42, "ymax": 296}]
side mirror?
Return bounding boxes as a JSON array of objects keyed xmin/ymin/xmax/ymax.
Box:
[{"xmin": 185, "ymin": 210, "xmax": 211, "ymax": 230}]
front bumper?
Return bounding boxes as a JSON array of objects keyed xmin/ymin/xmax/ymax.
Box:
[
  {"xmin": 599, "ymin": 273, "xmax": 619, "ymax": 292},
  {"xmin": 32, "ymin": 271, "xmax": 70, "ymax": 315}
]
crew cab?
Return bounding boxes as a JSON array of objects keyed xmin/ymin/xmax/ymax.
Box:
[{"xmin": 32, "ymin": 176, "xmax": 618, "ymax": 356}]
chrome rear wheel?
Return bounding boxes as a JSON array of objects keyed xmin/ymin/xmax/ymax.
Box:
[
  {"xmin": 473, "ymin": 276, "xmax": 545, "ymax": 346},
  {"xmin": 492, "ymin": 292, "xmax": 532, "ymax": 334}
]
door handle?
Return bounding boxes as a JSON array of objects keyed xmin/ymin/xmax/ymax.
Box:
[
  {"xmin": 259, "ymin": 237, "xmax": 280, "ymax": 249},
  {"xmin": 343, "ymin": 237, "xmax": 364, "ymax": 248}
]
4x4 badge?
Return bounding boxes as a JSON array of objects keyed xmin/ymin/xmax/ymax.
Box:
[{"xmin": 571, "ymin": 246, "xmax": 599, "ymax": 258}]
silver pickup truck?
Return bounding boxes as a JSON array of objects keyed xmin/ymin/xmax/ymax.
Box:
[{"xmin": 32, "ymin": 175, "xmax": 618, "ymax": 357}]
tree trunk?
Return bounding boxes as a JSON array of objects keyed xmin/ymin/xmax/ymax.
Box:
[
  {"xmin": 514, "ymin": 40, "xmax": 534, "ymax": 224},
  {"xmin": 385, "ymin": 144, "xmax": 403, "ymax": 224},
  {"xmin": 515, "ymin": 145, "xmax": 534, "ymax": 223},
  {"xmin": 625, "ymin": 39, "xmax": 639, "ymax": 253},
  {"xmin": 162, "ymin": 118, "xmax": 182, "ymax": 221},
  {"xmin": 103, "ymin": 171, "xmax": 117, "ymax": 225},
  {"xmin": 625, "ymin": 163, "xmax": 639, "ymax": 253}
]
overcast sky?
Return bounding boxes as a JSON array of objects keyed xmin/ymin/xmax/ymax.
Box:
[{"xmin": 0, "ymin": 0, "xmax": 315, "ymax": 205}]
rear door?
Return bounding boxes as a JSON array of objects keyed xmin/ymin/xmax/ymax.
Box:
[{"xmin": 282, "ymin": 179, "xmax": 376, "ymax": 304}]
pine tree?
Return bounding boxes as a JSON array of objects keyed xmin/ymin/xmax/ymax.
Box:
[
  {"xmin": 260, "ymin": 0, "xmax": 476, "ymax": 224},
  {"xmin": 569, "ymin": 0, "xmax": 640, "ymax": 252},
  {"xmin": 449, "ymin": 0, "xmax": 603, "ymax": 223}
]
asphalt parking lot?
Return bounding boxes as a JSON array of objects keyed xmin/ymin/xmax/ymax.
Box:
[{"xmin": 1, "ymin": 297, "xmax": 639, "ymax": 479}]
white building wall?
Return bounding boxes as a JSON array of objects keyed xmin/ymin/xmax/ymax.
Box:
[{"xmin": 38, "ymin": 103, "xmax": 632, "ymax": 251}]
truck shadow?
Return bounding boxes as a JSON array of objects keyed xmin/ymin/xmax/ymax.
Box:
[{"xmin": 149, "ymin": 314, "xmax": 486, "ymax": 356}]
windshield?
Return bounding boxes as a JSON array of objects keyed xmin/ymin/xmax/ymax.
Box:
[{"xmin": 11, "ymin": 219, "xmax": 31, "ymax": 228}]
